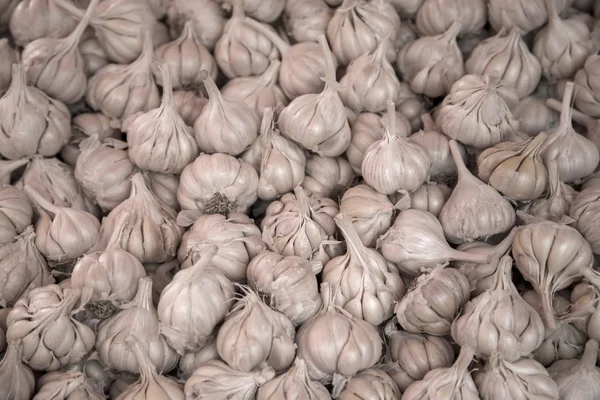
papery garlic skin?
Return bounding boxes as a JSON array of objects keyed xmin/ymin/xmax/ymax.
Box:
[
  {"xmin": 303, "ymin": 154, "xmax": 354, "ymax": 199},
  {"xmin": 339, "ymin": 369, "xmax": 400, "ymax": 400},
  {"xmin": 513, "ymin": 96, "xmax": 559, "ymax": 136},
  {"xmin": 167, "ymin": 0, "xmax": 225, "ymax": 50},
  {"xmin": 574, "ymin": 55, "xmax": 600, "ymax": 117},
  {"xmin": 410, "ymin": 182, "xmax": 451, "ymax": 217},
  {"xmin": 33, "ymin": 371, "xmax": 105, "ymax": 400},
  {"xmin": 0, "ymin": 185, "xmax": 32, "ymax": 244},
  {"xmin": 547, "ymin": 339, "xmax": 600, "ymax": 400},
  {"xmin": 9, "ymin": 0, "xmax": 77, "ymax": 46},
  {"xmin": 283, "ymin": 0, "xmax": 333, "ymax": 43},
  {"xmin": 416, "ymin": 0, "xmax": 486, "ymax": 37},
  {"xmin": 178, "ymin": 337, "xmax": 219, "ymax": 380},
  {"xmin": 487, "ymin": 0, "xmax": 570, "ymax": 34},
  {"xmin": 61, "ymin": 112, "xmax": 121, "ymax": 167},
  {"xmin": 0, "ymin": 342, "xmax": 35, "ymax": 400},
  {"xmin": 172, "ymin": 90, "xmax": 207, "ymax": 127},
  {"xmin": 257, "ymin": 357, "xmax": 330, "ymax": 400},
  {"xmin": 0, "ymin": 39, "xmax": 17, "ymax": 95},
  {"xmin": 570, "ymin": 187, "xmax": 600, "ymax": 254}
]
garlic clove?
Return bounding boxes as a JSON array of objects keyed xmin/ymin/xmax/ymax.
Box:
[
  {"xmin": 78, "ymin": 32, "xmax": 109, "ymax": 77},
  {"xmin": 416, "ymin": 0, "xmax": 487, "ymax": 37},
  {"xmin": 33, "ymin": 371, "xmax": 105, "ymax": 400},
  {"xmin": 302, "ymin": 153, "xmax": 354, "ymax": 199},
  {"xmin": 283, "ymin": 0, "xmax": 333, "ymax": 43},
  {"xmin": 547, "ymin": 339, "xmax": 600, "ymax": 399},
  {"xmin": 409, "ymin": 182, "xmax": 452, "ymax": 217},
  {"xmin": 9, "ymin": 0, "xmax": 78, "ymax": 47}
]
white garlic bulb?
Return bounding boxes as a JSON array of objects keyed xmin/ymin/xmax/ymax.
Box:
[
  {"xmin": 303, "ymin": 154, "xmax": 354, "ymax": 199},
  {"xmin": 0, "ymin": 184, "xmax": 32, "ymax": 245},
  {"xmin": 547, "ymin": 339, "xmax": 600, "ymax": 400},
  {"xmin": 9, "ymin": 0, "xmax": 77, "ymax": 46},
  {"xmin": 0, "ymin": 39, "xmax": 17, "ymax": 95},
  {"xmin": 337, "ymin": 368, "xmax": 401, "ymax": 400},
  {"xmin": 513, "ymin": 95, "xmax": 559, "ymax": 136},
  {"xmin": 167, "ymin": 0, "xmax": 225, "ymax": 50},
  {"xmin": 0, "ymin": 342, "xmax": 35, "ymax": 400},
  {"xmin": 409, "ymin": 182, "xmax": 452, "ymax": 217},
  {"xmin": 573, "ymin": 54, "xmax": 600, "ymax": 117},
  {"xmin": 257, "ymin": 357, "xmax": 330, "ymax": 400},
  {"xmin": 487, "ymin": 0, "xmax": 570, "ymax": 34},
  {"xmin": 177, "ymin": 337, "xmax": 219, "ymax": 380},
  {"xmin": 34, "ymin": 371, "xmax": 105, "ymax": 400},
  {"xmin": 416, "ymin": 0, "xmax": 486, "ymax": 37},
  {"xmin": 283, "ymin": 0, "xmax": 333, "ymax": 43}
]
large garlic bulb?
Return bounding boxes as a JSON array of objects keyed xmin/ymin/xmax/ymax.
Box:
[
  {"xmin": 283, "ymin": 0, "xmax": 333, "ymax": 43},
  {"xmin": 415, "ymin": 0, "xmax": 486, "ymax": 37},
  {"xmin": 488, "ymin": 0, "xmax": 570, "ymax": 34},
  {"xmin": 337, "ymin": 368, "xmax": 401, "ymax": 400},
  {"xmin": 547, "ymin": 339, "xmax": 600, "ymax": 400},
  {"xmin": 0, "ymin": 342, "xmax": 35, "ymax": 400},
  {"xmin": 9, "ymin": 0, "xmax": 76, "ymax": 46},
  {"xmin": 257, "ymin": 358, "xmax": 330, "ymax": 400},
  {"xmin": 0, "ymin": 184, "xmax": 32, "ymax": 245},
  {"xmin": 34, "ymin": 371, "xmax": 105, "ymax": 400}
]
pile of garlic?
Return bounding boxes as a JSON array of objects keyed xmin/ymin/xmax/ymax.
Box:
[{"xmin": 3, "ymin": 0, "xmax": 600, "ymax": 399}]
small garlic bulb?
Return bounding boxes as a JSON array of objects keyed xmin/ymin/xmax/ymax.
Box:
[
  {"xmin": 339, "ymin": 40, "xmax": 401, "ymax": 113},
  {"xmin": 415, "ymin": 0, "xmax": 486, "ymax": 37},
  {"xmin": 0, "ymin": 342, "xmax": 35, "ymax": 400},
  {"xmin": 153, "ymin": 20, "xmax": 218, "ymax": 89},
  {"xmin": 166, "ymin": 0, "xmax": 225, "ymax": 50},
  {"xmin": 337, "ymin": 369, "xmax": 401, "ymax": 400},
  {"xmin": 548, "ymin": 339, "xmax": 600, "ymax": 399},
  {"xmin": 487, "ymin": 0, "xmax": 570, "ymax": 34},
  {"xmin": 573, "ymin": 55, "xmax": 600, "ymax": 117},
  {"xmin": 9, "ymin": 0, "xmax": 77, "ymax": 46},
  {"xmin": 61, "ymin": 112, "xmax": 121, "ymax": 167},
  {"xmin": 0, "ymin": 185, "xmax": 32, "ymax": 245},
  {"xmin": 283, "ymin": 0, "xmax": 333, "ymax": 43},
  {"xmin": 177, "ymin": 153, "xmax": 259, "ymax": 215},
  {"xmin": 257, "ymin": 357, "xmax": 330, "ymax": 400},
  {"xmin": 296, "ymin": 283, "xmax": 383, "ymax": 382},
  {"xmin": 0, "ymin": 39, "xmax": 17, "ymax": 95},
  {"xmin": 533, "ymin": 0, "xmax": 595, "ymax": 82},
  {"xmin": 397, "ymin": 22, "xmax": 464, "ymax": 98},
  {"xmin": 513, "ymin": 95, "xmax": 559, "ymax": 136},
  {"xmin": 0, "ymin": 64, "xmax": 71, "ymax": 159},
  {"xmin": 409, "ymin": 182, "xmax": 452, "ymax": 217},
  {"xmin": 436, "ymin": 73, "xmax": 519, "ymax": 149},
  {"xmin": 466, "ymin": 28, "xmax": 542, "ymax": 99},
  {"xmin": 6, "ymin": 285, "xmax": 96, "ymax": 371},
  {"xmin": 570, "ymin": 187, "xmax": 600, "ymax": 254},
  {"xmin": 278, "ymin": 36, "xmax": 351, "ymax": 157},
  {"xmin": 34, "ymin": 371, "xmax": 105, "ymax": 400},
  {"xmin": 303, "ymin": 154, "xmax": 354, "ymax": 199},
  {"xmin": 172, "ymin": 90, "xmax": 207, "ymax": 127}
]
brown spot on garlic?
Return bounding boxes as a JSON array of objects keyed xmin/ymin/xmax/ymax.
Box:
[
  {"xmin": 9, "ymin": 0, "xmax": 78, "ymax": 46},
  {"xmin": 416, "ymin": 0, "xmax": 487, "ymax": 37},
  {"xmin": 0, "ymin": 342, "xmax": 35, "ymax": 400},
  {"xmin": 547, "ymin": 339, "xmax": 600, "ymax": 398},
  {"xmin": 256, "ymin": 357, "xmax": 330, "ymax": 400},
  {"xmin": 283, "ymin": 0, "xmax": 333, "ymax": 43},
  {"xmin": 0, "ymin": 185, "xmax": 32, "ymax": 245},
  {"xmin": 167, "ymin": 0, "xmax": 226, "ymax": 50},
  {"xmin": 0, "ymin": 39, "xmax": 17, "ymax": 96}
]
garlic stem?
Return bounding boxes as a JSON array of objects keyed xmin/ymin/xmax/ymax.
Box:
[
  {"xmin": 125, "ymin": 335, "xmax": 155, "ymax": 374},
  {"xmin": 492, "ymin": 255, "xmax": 514, "ymax": 291},
  {"xmin": 23, "ymin": 185, "xmax": 60, "ymax": 215},
  {"xmin": 334, "ymin": 213, "xmax": 368, "ymax": 262},
  {"xmin": 320, "ymin": 282, "xmax": 336, "ymax": 310},
  {"xmin": 540, "ymin": 290, "xmax": 558, "ymax": 330},
  {"xmin": 317, "ymin": 34, "xmax": 337, "ymax": 87},
  {"xmin": 492, "ymin": 228, "xmax": 518, "ymax": 259},
  {"xmin": 259, "ymin": 108, "xmax": 275, "ymax": 147},
  {"xmin": 421, "ymin": 113, "xmax": 436, "ymax": 131},
  {"xmin": 453, "ymin": 345, "xmax": 475, "ymax": 374},
  {"xmin": 200, "ymin": 69, "xmax": 224, "ymax": 104},
  {"xmin": 441, "ymin": 21, "xmax": 462, "ymax": 43},
  {"xmin": 547, "ymin": 98, "xmax": 596, "ymax": 129},
  {"xmin": 546, "ymin": 158, "xmax": 560, "ymax": 196},
  {"xmin": 545, "ymin": 0, "xmax": 559, "ymax": 24},
  {"xmin": 158, "ymin": 64, "xmax": 174, "ymax": 109},
  {"xmin": 255, "ymin": 60, "xmax": 281, "ymax": 89},
  {"xmin": 243, "ymin": 17, "xmax": 290, "ymax": 54},
  {"xmin": 231, "ymin": 1, "xmax": 246, "ymax": 19},
  {"xmin": 8, "ymin": 63, "xmax": 26, "ymax": 96},
  {"xmin": 294, "ymin": 186, "xmax": 312, "ymax": 218},
  {"xmin": 373, "ymin": 39, "xmax": 387, "ymax": 62},
  {"xmin": 67, "ymin": 0, "xmax": 99, "ymax": 46},
  {"xmin": 188, "ymin": 245, "xmax": 218, "ymax": 277},
  {"xmin": 447, "ymin": 248, "xmax": 491, "ymax": 264},
  {"xmin": 449, "ymin": 140, "xmax": 471, "ymax": 179},
  {"xmin": 384, "ymin": 101, "xmax": 397, "ymax": 140},
  {"xmin": 580, "ymin": 339, "xmax": 599, "ymax": 369},
  {"xmin": 339, "ymin": 0, "xmax": 360, "ymax": 12},
  {"xmin": 558, "ymin": 81, "xmax": 575, "ymax": 129},
  {"xmin": 131, "ymin": 30, "xmax": 154, "ymax": 71},
  {"xmin": 133, "ymin": 276, "xmax": 154, "ymax": 311},
  {"xmin": 582, "ymin": 268, "xmax": 600, "ymax": 290},
  {"xmin": 129, "ymin": 173, "xmax": 150, "ymax": 198}
]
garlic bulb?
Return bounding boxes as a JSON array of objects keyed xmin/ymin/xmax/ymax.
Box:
[
  {"xmin": 296, "ymin": 283, "xmax": 382, "ymax": 382},
  {"xmin": 362, "ymin": 102, "xmax": 431, "ymax": 195},
  {"xmin": 384, "ymin": 326, "xmax": 455, "ymax": 391},
  {"xmin": 172, "ymin": 90, "xmax": 207, "ymax": 127},
  {"xmin": 184, "ymin": 360, "xmax": 275, "ymax": 400},
  {"xmin": 570, "ymin": 187, "xmax": 600, "ymax": 254},
  {"xmin": 146, "ymin": 260, "xmax": 179, "ymax": 307},
  {"xmin": 439, "ymin": 140, "xmax": 516, "ymax": 243},
  {"xmin": 323, "ymin": 213, "xmax": 406, "ymax": 326},
  {"xmin": 221, "ymin": 61, "xmax": 289, "ymax": 118},
  {"xmin": 337, "ymin": 368, "xmax": 401, "ymax": 400},
  {"xmin": 0, "ymin": 39, "xmax": 17, "ymax": 95},
  {"xmin": 477, "ymin": 132, "xmax": 549, "ymax": 201},
  {"xmin": 194, "ymin": 70, "xmax": 259, "ymax": 155},
  {"xmin": 0, "ymin": 226, "xmax": 53, "ymax": 307},
  {"xmin": 487, "ymin": 0, "xmax": 570, "ymax": 34},
  {"xmin": 79, "ymin": 34, "xmax": 109, "ymax": 77},
  {"xmin": 474, "ymin": 354, "xmax": 559, "ymax": 400},
  {"xmin": 125, "ymin": 66, "xmax": 198, "ymax": 174},
  {"xmin": 534, "ymin": 321, "xmax": 588, "ymax": 366},
  {"xmin": 261, "ymin": 186, "xmax": 341, "ymax": 264},
  {"xmin": 402, "ymin": 345, "xmax": 479, "ymax": 400},
  {"xmin": 9, "ymin": 0, "xmax": 77, "ymax": 46},
  {"xmin": 148, "ymin": 173, "xmax": 180, "ymax": 211},
  {"xmin": 409, "ymin": 182, "xmax": 452, "ymax": 217},
  {"xmin": 6, "ymin": 285, "xmax": 96, "ymax": 371},
  {"xmin": 224, "ymin": 0, "xmax": 284, "ymax": 23},
  {"xmin": 158, "ymin": 248, "xmax": 235, "ymax": 354},
  {"xmin": 542, "ymin": 82, "xmax": 599, "ymax": 183},
  {"xmin": 217, "ymin": 287, "xmax": 296, "ymax": 372},
  {"xmin": 109, "ymin": 375, "xmax": 138, "ymax": 399},
  {"xmin": 534, "ymin": 0, "xmax": 595, "ymax": 82},
  {"xmin": 246, "ymin": 251, "xmax": 322, "ymax": 325},
  {"xmin": 61, "ymin": 112, "xmax": 121, "ymax": 167},
  {"xmin": 178, "ymin": 213, "xmax": 265, "ymax": 282},
  {"xmin": 86, "ymin": 31, "xmax": 159, "ymax": 121},
  {"xmin": 257, "ymin": 357, "xmax": 330, "ymax": 400},
  {"xmin": 397, "ymin": 22, "xmax": 464, "ymax": 98},
  {"xmin": 0, "ymin": 64, "xmax": 71, "ymax": 159},
  {"xmin": 278, "ymin": 35, "xmax": 351, "ymax": 157},
  {"xmin": 513, "ymin": 96, "xmax": 559, "ymax": 136},
  {"xmin": 548, "ymin": 339, "xmax": 600, "ymax": 400},
  {"xmin": 177, "ymin": 153, "xmax": 259, "ymax": 215},
  {"xmin": 25, "ymin": 185, "xmax": 100, "ymax": 264},
  {"xmin": 466, "ymin": 28, "xmax": 542, "ymax": 99},
  {"xmin": 415, "ymin": 0, "xmax": 486, "ymax": 37},
  {"xmin": 94, "ymin": 173, "xmax": 183, "ymax": 264},
  {"xmin": 379, "ymin": 208, "xmax": 490, "ymax": 276},
  {"xmin": 570, "ymin": 282, "xmax": 598, "ymax": 333},
  {"xmin": 390, "ymin": 0, "xmax": 423, "ymax": 18},
  {"xmin": 0, "ymin": 342, "xmax": 35, "ymax": 400},
  {"xmin": 96, "ymin": 277, "xmax": 178, "ymax": 373},
  {"xmin": 573, "ymin": 55, "xmax": 600, "ymax": 117},
  {"xmin": 167, "ymin": 0, "xmax": 225, "ymax": 50},
  {"xmin": 283, "ymin": 0, "xmax": 333, "ymax": 43},
  {"xmin": 339, "ymin": 184, "xmax": 404, "ymax": 247},
  {"xmin": 396, "ymin": 83, "xmax": 428, "ymax": 132},
  {"xmin": 154, "ymin": 20, "xmax": 218, "ymax": 89},
  {"xmin": 71, "ymin": 245, "xmax": 146, "ymax": 318},
  {"xmin": 326, "ymin": 0, "xmax": 399, "ymax": 65},
  {"xmin": 339, "ymin": 40, "xmax": 401, "ymax": 113},
  {"xmin": 177, "ymin": 337, "xmax": 219, "ymax": 380},
  {"xmin": 303, "ymin": 154, "xmax": 354, "ymax": 199},
  {"xmin": 34, "ymin": 371, "xmax": 105, "ymax": 400},
  {"xmin": 436, "ymin": 73, "xmax": 519, "ymax": 149},
  {"xmin": 0, "ymin": 185, "xmax": 32, "ymax": 245}
]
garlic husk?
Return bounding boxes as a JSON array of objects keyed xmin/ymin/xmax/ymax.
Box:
[
  {"xmin": 184, "ymin": 360, "xmax": 275, "ymax": 400},
  {"xmin": 436, "ymin": 73, "xmax": 519, "ymax": 149},
  {"xmin": 533, "ymin": 0, "xmax": 595, "ymax": 82},
  {"xmin": 0, "ymin": 39, "xmax": 17, "ymax": 95},
  {"xmin": 397, "ymin": 21, "xmax": 464, "ymax": 98},
  {"xmin": 296, "ymin": 283, "xmax": 383, "ymax": 382},
  {"xmin": 177, "ymin": 153, "xmax": 259, "ymax": 215},
  {"xmin": 542, "ymin": 82, "xmax": 600, "ymax": 183},
  {"xmin": 303, "ymin": 154, "xmax": 354, "ymax": 199},
  {"xmin": 178, "ymin": 212, "xmax": 266, "ymax": 282},
  {"xmin": 570, "ymin": 187, "xmax": 600, "ymax": 254},
  {"xmin": 573, "ymin": 54, "xmax": 600, "ymax": 117},
  {"xmin": 278, "ymin": 35, "xmax": 351, "ymax": 157},
  {"xmin": 477, "ymin": 132, "xmax": 549, "ymax": 201},
  {"xmin": 246, "ymin": 251, "xmax": 322, "ymax": 326},
  {"xmin": 75, "ymin": 135, "xmax": 136, "ymax": 213},
  {"xmin": 154, "ymin": 20, "xmax": 218, "ymax": 89},
  {"xmin": 94, "ymin": 173, "xmax": 183, "ymax": 264},
  {"xmin": 172, "ymin": 90, "xmax": 207, "ymax": 127},
  {"xmin": 257, "ymin": 357, "xmax": 330, "ymax": 400},
  {"xmin": 78, "ymin": 33, "xmax": 109, "ymax": 77},
  {"xmin": 402, "ymin": 345, "xmax": 479, "ymax": 400},
  {"xmin": 61, "ymin": 112, "xmax": 121, "ymax": 167},
  {"xmin": 0, "ymin": 226, "xmax": 54, "ymax": 307},
  {"xmin": 96, "ymin": 277, "xmax": 178, "ymax": 373},
  {"xmin": 0, "ymin": 64, "xmax": 72, "ymax": 159},
  {"xmin": 283, "ymin": 0, "xmax": 333, "ymax": 43},
  {"xmin": 0, "ymin": 342, "xmax": 35, "ymax": 400},
  {"xmin": 466, "ymin": 28, "xmax": 542, "ymax": 99},
  {"xmin": 21, "ymin": 0, "xmax": 97, "ymax": 104},
  {"xmin": 337, "ymin": 368, "xmax": 401, "ymax": 400},
  {"xmin": 166, "ymin": 0, "xmax": 225, "ymax": 50},
  {"xmin": 326, "ymin": 0, "xmax": 399, "ymax": 66},
  {"xmin": 158, "ymin": 248, "xmax": 235, "ymax": 354},
  {"xmin": 513, "ymin": 95, "xmax": 559, "ymax": 136},
  {"xmin": 547, "ymin": 95, "xmax": 600, "ymax": 157},
  {"xmin": 409, "ymin": 182, "xmax": 452, "ymax": 217},
  {"xmin": 384, "ymin": 325, "xmax": 455, "ymax": 391},
  {"xmin": 177, "ymin": 337, "xmax": 219, "ymax": 380},
  {"xmin": 440, "ymin": 140, "xmax": 516, "ymax": 243},
  {"xmin": 379, "ymin": 208, "xmax": 490, "ymax": 276},
  {"xmin": 33, "ymin": 371, "xmax": 105, "ymax": 400},
  {"xmin": 125, "ymin": 65, "xmax": 198, "ymax": 175},
  {"xmin": 194, "ymin": 69, "xmax": 259, "ymax": 155},
  {"xmin": 547, "ymin": 339, "xmax": 600, "ymax": 399},
  {"xmin": 323, "ymin": 213, "xmax": 406, "ymax": 326},
  {"xmin": 25, "ymin": 185, "xmax": 100, "ymax": 263},
  {"xmin": 6, "ymin": 285, "xmax": 96, "ymax": 371},
  {"xmin": 0, "ymin": 184, "xmax": 32, "ymax": 245},
  {"xmin": 487, "ymin": 0, "xmax": 570, "ymax": 34},
  {"xmin": 346, "ymin": 110, "xmax": 411, "ymax": 174},
  {"xmin": 415, "ymin": 0, "xmax": 486, "ymax": 37},
  {"xmin": 261, "ymin": 186, "xmax": 341, "ymax": 264},
  {"xmin": 474, "ymin": 354, "xmax": 559, "ymax": 400},
  {"xmin": 339, "ymin": 39, "xmax": 401, "ymax": 113},
  {"xmin": 217, "ymin": 287, "xmax": 296, "ymax": 372},
  {"xmin": 86, "ymin": 31, "xmax": 160, "ymax": 121},
  {"xmin": 9, "ymin": 0, "xmax": 77, "ymax": 46},
  {"xmin": 339, "ymin": 184, "xmax": 404, "ymax": 248}
]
